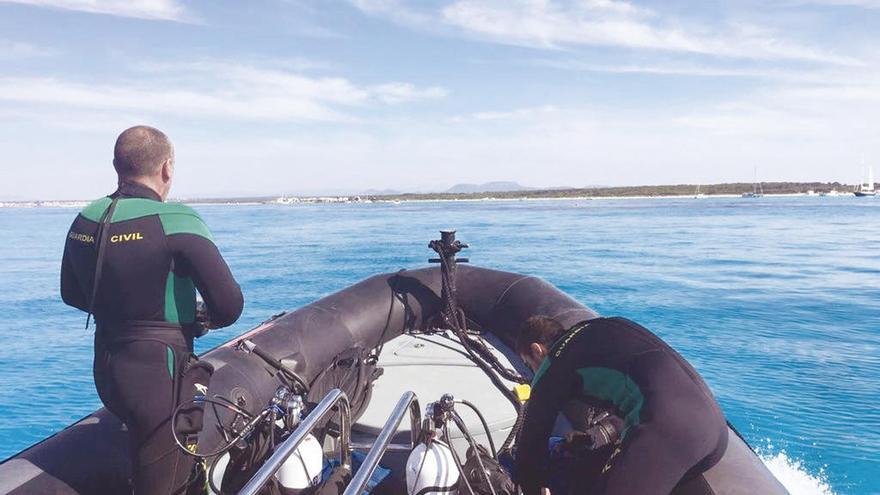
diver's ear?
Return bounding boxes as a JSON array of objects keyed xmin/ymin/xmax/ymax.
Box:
[
  {"xmin": 161, "ymin": 158, "xmax": 173, "ymax": 183},
  {"xmin": 529, "ymin": 342, "xmax": 545, "ymax": 361}
]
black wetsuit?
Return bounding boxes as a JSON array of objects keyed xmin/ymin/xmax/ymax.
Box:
[
  {"xmin": 61, "ymin": 182, "xmax": 243, "ymax": 494},
  {"xmin": 515, "ymin": 317, "xmax": 728, "ymax": 495}
]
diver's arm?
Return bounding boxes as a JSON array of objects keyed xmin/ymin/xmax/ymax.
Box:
[
  {"xmin": 515, "ymin": 365, "xmax": 574, "ymax": 495},
  {"xmin": 60, "ymin": 236, "xmax": 87, "ymax": 311},
  {"xmin": 167, "ymin": 233, "xmax": 243, "ymax": 328}
]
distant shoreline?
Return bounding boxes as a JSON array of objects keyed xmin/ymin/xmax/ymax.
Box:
[{"xmin": 0, "ymin": 181, "xmax": 869, "ymax": 208}]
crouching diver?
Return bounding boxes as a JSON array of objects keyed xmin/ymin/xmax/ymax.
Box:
[
  {"xmin": 513, "ymin": 316, "xmax": 728, "ymax": 495},
  {"xmin": 60, "ymin": 126, "xmax": 244, "ymax": 494}
]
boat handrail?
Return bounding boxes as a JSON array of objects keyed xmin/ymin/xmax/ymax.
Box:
[
  {"xmin": 343, "ymin": 391, "xmax": 421, "ymax": 495},
  {"xmin": 237, "ymin": 388, "xmax": 352, "ymax": 495}
]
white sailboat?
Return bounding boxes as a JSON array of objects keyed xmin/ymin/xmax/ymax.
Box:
[
  {"xmin": 854, "ymin": 164, "xmax": 876, "ymax": 197},
  {"xmin": 742, "ymin": 167, "xmax": 764, "ymax": 198}
]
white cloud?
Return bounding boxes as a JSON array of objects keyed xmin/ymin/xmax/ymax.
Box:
[
  {"xmin": 4, "ymin": 86, "xmax": 876, "ymax": 199},
  {"xmin": 0, "ymin": 61, "xmax": 449, "ymax": 125},
  {"xmin": 673, "ymin": 77, "xmax": 880, "ymax": 144},
  {"xmin": 534, "ymin": 59, "xmax": 774, "ymax": 78},
  {"xmin": 0, "ymin": 39, "xmax": 54, "ymax": 59},
  {"xmin": 439, "ymin": 0, "xmax": 859, "ymax": 65},
  {"xmin": 371, "ymin": 83, "xmax": 448, "ymax": 104},
  {"xmin": 466, "ymin": 105, "xmax": 558, "ymax": 121},
  {"xmin": 166, "ymin": 95, "xmax": 873, "ymax": 196},
  {"xmin": 532, "ymin": 59, "xmax": 878, "ymax": 85},
  {"xmin": 0, "ymin": 76, "xmax": 352, "ymax": 122},
  {"xmin": 351, "ymin": 0, "xmax": 860, "ymax": 65},
  {"xmin": 348, "ymin": 0, "xmax": 434, "ymax": 28},
  {"xmin": 0, "ymin": 0, "xmax": 187, "ymax": 21},
  {"xmin": 800, "ymin": 0, "xmax": 880, "ymax": 7},
  {"xmin": 674, "ymin": 102, "xmax": 829, "ymax": 137}
]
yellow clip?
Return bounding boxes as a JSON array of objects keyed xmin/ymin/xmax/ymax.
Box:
[{"xmin": 513, "ymin": 384, "xmax": 531, "ymax": 402}]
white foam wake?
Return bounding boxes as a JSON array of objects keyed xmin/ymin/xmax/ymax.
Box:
[{"xmin": 759, "ymin": 451, "xmax": 837, "ymax": 495}]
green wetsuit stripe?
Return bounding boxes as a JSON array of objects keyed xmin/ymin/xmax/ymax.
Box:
[
  {"xmin": 80, "ymin": 197, "xmax": 112, "ymax": 222},
  {"xmin": 81, "ymin": 197, "xmax": 163, "ymax": 223},
  {"xmin": 110, "ymin": 198, "xmax": 164, "ymax": 222},
  {"xmin": 80, "ymin": 198, "xmax": 212, "ymax": 240},
  {"xmin": 166, "ymin": 346, "xmax": 175, "ymax": 378},
  {"xmin": 531, "ymin": 320, "xmax": 592, "ymax": 387},
  {"xmin": 79, "ymin": 197, "xmax": 209, "ymax": 326},
  {"xmin": 159, "ymin": 212, "xmax": 213, "ymax": 241},
  {"xmin": 164, "ymin": 272, "xmax": 196, "ymax": 325},
  {"xmin": 531, "ymin": 357, "xmax": 552, "ymax": 386},
  {"xmin": 576, "ymin": 367, "xmax": 645, "ymax": 434}
]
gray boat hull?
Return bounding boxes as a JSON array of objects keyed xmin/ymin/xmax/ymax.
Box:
[{"xmin": 0, "ymin": 266, "xmax": 787, "ymax": 494}]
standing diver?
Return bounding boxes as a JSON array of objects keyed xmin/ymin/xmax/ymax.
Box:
[
  {"xmin": 514, "ymin": 316, "xmax": 728, "ymax": 495},
  {"xmin": 61, "ymin": 125, "xmax": 244, "ymax": 494}
]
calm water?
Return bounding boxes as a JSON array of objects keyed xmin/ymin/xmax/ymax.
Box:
[{"xmin": 0, "ymin": 197, "xmax": 878, "ymax": 494}]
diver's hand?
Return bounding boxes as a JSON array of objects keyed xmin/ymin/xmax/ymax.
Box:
[
  {"xmin": 191, "ymin": 322, "xmax": 209, "ymax": 338},
  {"xmin": 195, "ymin": 299, "xmax": 218, "ymax": 331}
]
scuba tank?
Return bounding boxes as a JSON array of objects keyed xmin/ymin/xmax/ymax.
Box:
[
  {"xmin": 209, "ymin": 434, "xmax": 323, "ymax": 495},
  {"xmin": 275, "ymin": 433, "xmax": 323, "ymax": 492},
  {"xmin": 405, "ymin": 442, "xmax": 459, "ymax": 495},
  {"xmin": 208, "ymin": 453, "xmax": 230, "ymax": 495}
]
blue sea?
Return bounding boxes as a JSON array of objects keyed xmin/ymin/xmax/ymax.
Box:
[{"xmin": 0, "ymin": 196, "xmax": 878, "ymax": 494}]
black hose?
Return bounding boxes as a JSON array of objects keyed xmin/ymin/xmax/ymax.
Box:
[
  {"xmin": 451, "ymin": 411, "xmax": 499, "ymax": 495},
  {"xmin": 280, "ymin": 368, "xmax": 311, "ymax": 395},
  {"xmin": 246, "ymin": 341, "xmax": 311, "ymax": 394},
  {"xmin": 443, "ymin": 424, "xmax": 476, "ymax": 495},
  {"xmin": 455, "ymin": 400, "xmax": 497, "ymax": 458},
  {"xmin": 171, "ymin": 396, "xmax": 262, "ymax": 458}
]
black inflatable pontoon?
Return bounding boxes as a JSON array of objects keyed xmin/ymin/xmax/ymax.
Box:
[{"xmin": 0, "ymin": 264, "xmax": 788, "ymax": 495}]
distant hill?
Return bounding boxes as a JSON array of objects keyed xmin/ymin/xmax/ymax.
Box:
[
  {"xmin": 446, "ymin": 181, "xmax": 531, "ymax": 194},
  {"xmin": 363, "ymin": 181, "xmax": 854, "ymax": 201},
  {"xmin": 361, "ymin": 188, "xmax": 404, "ymax": 195}
]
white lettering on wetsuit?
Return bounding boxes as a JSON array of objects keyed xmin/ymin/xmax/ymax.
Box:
[{"xmin": 68, "ymin": 231, "xmax": 95, "ymax": 244}]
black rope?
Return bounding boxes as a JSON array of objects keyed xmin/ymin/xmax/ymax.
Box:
[
  {"xmin": 499, "ymin": 400, "xmax": 528, "ymax": 454},
  {"xmin": 371, "ymin": 270, "xmax": 419, "ymax": 366},
  {"xmin": 429, "ymin": 240, "xmax": 531, "ymax": 459},
  {"xmin": 437, "ymin": 257, "xmax": 520, "ymax": 382},
  {"xmin": 456, "ymin": 329, "xmax": 526, "ymax": 384}
]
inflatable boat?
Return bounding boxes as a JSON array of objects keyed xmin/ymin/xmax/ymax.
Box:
[{"xmin": 0, "ymin": 232, "xmax": 789, "ymax": 495}]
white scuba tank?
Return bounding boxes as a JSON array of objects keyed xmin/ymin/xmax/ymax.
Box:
[
  {"xmin": 275, "ymin": 433, "xmax": 324, "ymax": 490},
  {"xmin": 208, "ymin": 452, "xmax": 230, "ymax": 495},
  {"xmin": 405, "ymin": 442, "xmax": 459, "ymax": 495}
]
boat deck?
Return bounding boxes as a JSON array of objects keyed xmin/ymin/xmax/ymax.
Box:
[{"xmin": 349, "ymin": 331, "xmax": 527, "ymax": 493}]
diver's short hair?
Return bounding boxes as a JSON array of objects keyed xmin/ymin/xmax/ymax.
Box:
[
  {"xmin": 113, "ymin": 125, "xmax": 174, "ymax": 178},
  {"xmin": 516, "ymin": 315, "xmax": 566, "ymax": 357}
]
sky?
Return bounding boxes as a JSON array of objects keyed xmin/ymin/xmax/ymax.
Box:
[{"xmin": 0, "ymin": 0, "xmax": 879, "ymax": 200}]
